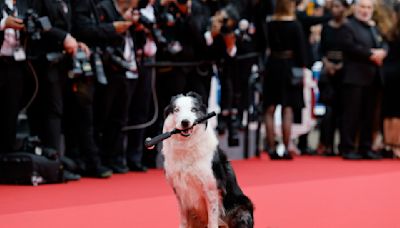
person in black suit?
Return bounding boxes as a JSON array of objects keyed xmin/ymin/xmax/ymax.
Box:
[
  {"xmin": 339, "ymin": 0, "xmax": 387, "ymax": 160},
  {"xmin": 65, "ymin": 0, "xmax": 126, "ymax": 178},
  {"xmin": 75, "ymin": 0, "xmax": 140, "ymax": 174},
  {"xmin": 27, "ymin": 0, "xmax": 90, "ymax": 153},
  {"xmin": 0, "ymin": 0, "xmax": 30, "ymax": 153}
]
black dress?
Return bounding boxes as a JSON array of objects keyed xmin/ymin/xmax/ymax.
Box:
[
  {"xmin": 318, "ymin": 22, "xmax": 347, "ymax": 105},
  {"xmin": 263, "ymin": 20, "xmax": 307, "ymax": 109},
  {"xmin": 382, "ymin": 39, "xmax": 400, "ymax": 118},
  {"xmin": 318, "ymin": 22, "xmax": 347, "ymax": 149}
]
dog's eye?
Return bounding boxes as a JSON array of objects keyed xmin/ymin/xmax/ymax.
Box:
[
  {"xmin": 173, "ymin": 108, "xmax": 179, "ymax": 113},
  {"xmin": 191, "ymin": 108, "xmax": 198, "ymax": 112}
]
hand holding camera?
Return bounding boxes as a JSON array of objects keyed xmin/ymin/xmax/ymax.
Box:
[
  {"xmin": 113, "ymin": 21, "xmax": 133, "ymax": 34},
  {"xmin": 63, "ymin": 34, "xmax": 79, "ymax": 55},
  {"xmin": 4, "ymin": 16, "xmax": 24, "ymax": 30}
]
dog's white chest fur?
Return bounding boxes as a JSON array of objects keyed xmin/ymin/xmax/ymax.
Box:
[{"xmin": 163, "ymin": 124, "xmax": 220, "ymax": 226}]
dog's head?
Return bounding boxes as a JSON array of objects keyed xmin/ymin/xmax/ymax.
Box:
[{"xmin": 163, "ymin": 92, "xmax": 208, "ymax": 138}]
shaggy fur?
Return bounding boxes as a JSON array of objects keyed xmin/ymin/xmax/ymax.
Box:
[{"xmin": 162, "ymin": 92, "xmax": 254, "ymax": 228}]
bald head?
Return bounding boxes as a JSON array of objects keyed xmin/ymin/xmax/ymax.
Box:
[{"xmin": 354, "ymin": 0, "xmax": 374, "ymax": 22}]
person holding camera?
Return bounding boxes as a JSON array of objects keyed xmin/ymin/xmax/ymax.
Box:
[
  {"xmin": 23, "ymin": 0, "xmax": 92, "ymax": 181},
  {"xmin": 72, "ymin": 0, "xmax": 142, "ymax": 174},
  {"xmin": 155, "ymin": 0, "xmax": 213, "ymax": 108},
  {"xmin": 124, "ymin": 0, "xmax": 159, "ymax": 172},
  {"xmin": 0, "ymin": 0, "xmax": 31, "ymax": 154},
  {"xmin": 72, "ymin": 0, "xmax": 151, "ymax": 173}
]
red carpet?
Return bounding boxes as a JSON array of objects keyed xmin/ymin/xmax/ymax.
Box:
[{"xmin": 1, "ymin": 155, "xmax": 400, "ymax": 228}]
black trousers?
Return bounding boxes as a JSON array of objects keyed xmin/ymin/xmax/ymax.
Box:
[
  {"xmin": 339, "ymin": 83, "xmax": 379, "ymax": 153},
  {"xmin": 94, "ymin": 73, "xmax": 137, "ymax": 166},
  {"xmin": 0, "ymin": 58, "xmax": 26, "ymax": 153},
  {"xmin": 63, "ymin": 79, "xmax": 102, "ymax": 169},
  {"xmin": 27, "ymin": 59, "xmax": 67, "ymax": 151},
  {"xmin": 126, "ymin": 59, "xmax": 154, "ymax": 165}
]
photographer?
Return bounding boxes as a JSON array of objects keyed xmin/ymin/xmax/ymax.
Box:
[
  {"xmin": 0, "ymin": 0, "xmax": 30, "ymax": 154},
  {"xmin": 125, "ymin": 0, "xmax": 158, "ymax": 172},
  {"xmin": 24, "ymin": 0, "xmax": 90, "ymax": 180},
  {"xmin": 72, "ymin": 0, "xmax": 143, "ymax": 174},
  {"xmin": 63, "ymin": 0, "xmax": 130, "ymax": 178},
  {"xmin": 206, "ymin": 5, "xmax": 243, "ymax": 146},
  {"xmin": 155, "ymin": 0, "xmax": 212, "ymax": 114}
]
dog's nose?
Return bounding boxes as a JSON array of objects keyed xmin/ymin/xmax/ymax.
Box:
[{"xmin": 181, "ymin": 119, "xmax": 190, "ymax": 128}]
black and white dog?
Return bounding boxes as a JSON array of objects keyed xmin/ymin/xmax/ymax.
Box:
[{"xmin": 162, "ymin": 92, "xmax": 254, "ymax": 228}]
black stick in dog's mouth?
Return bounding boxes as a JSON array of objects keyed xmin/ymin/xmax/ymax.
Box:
[{"xmin": 178, "ymin": 127, "xmax": 193, "ymax": 137}]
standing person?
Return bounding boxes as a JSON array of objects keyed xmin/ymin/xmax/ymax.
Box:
[
  {"xmin": 0, "ymin": 0, "xmax": 30, "ymax": 153},
  {"xmin": 340, "ymin": 0, "xmax": 387, "ymax": 160},
  {"xmin": 27, "ymin": 0, "xmax": 90, "ymax": 153},
  {"xmin": 317, "ymin": 0, "xmax": 350, "ymax": 156},
  {"xmin": 295, "ymin": 0, "xmax": 331, "ymax": 156},
  {"xmin": 125, "ymin": 0, "xmax": 158, "ymax": 172},
  {"xmin": 263, "ymin": 0, "xmax": 307, "ymax": 160},
  {"xmin": 64, "ymin": 0, "xmax": 127, "ymax": 178},
  {"xmin": 380, "ymin": 2, "xmax": 400, "ymax": 158},
  {"xmin": 93, "ymin": 0, "xmax": 142, "ymax": 173}
]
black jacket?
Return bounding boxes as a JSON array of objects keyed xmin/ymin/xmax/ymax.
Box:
[
  {"xmin": 342, "ymin": 18, "xmax": 388, "ymax": 86},
  {"xmin": 29, "ymin": 0, "xmax": 73, "ymax": 56},
  {"xmin": 70, "ymin": 0, "xmax": 123, "ymax": 49}
]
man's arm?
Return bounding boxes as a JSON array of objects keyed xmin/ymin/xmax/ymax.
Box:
[
  {"xmin": 71, "ymin": 0, "xmax": 121, "ymax": 44},
  {"xmin": 342, "ymin": 23, "xmax": 373, "ymax": 62}
]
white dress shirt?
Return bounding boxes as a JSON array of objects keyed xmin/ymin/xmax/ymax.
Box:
[{"xmin": 0, "ymin": 0, "xmax": 20, "ymax": 57}]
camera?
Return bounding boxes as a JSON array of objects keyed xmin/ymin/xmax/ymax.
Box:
[
  {"xmin": 104, "ymin": 47, "xmax": 136, "ymax": 72},
  {"xmin": 219, "ymin": 5, "xmax": 240, "ymax": 35},
  {"xmin": 133, "ymin": 1, "xmax": 169, "ymax": 45},
  {"xmin": 71, "ymin": 48, "xmax": 93, "ymax": 78},
  {"xmin": 22, "ymin": 9, "xmax": 52, "ymax": 40}
]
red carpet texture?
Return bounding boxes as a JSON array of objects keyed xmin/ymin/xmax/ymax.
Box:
[{"xmin": 1, "ymin": 155, "xmax": 400, "ymax": 228}]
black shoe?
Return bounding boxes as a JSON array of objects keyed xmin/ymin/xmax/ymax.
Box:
[
  {"xmin": 281, "ymin": 151, "xmax": 293, "ymax": 160},
  {"xmin": 342, "ymin": 152, "xmax": 363, "ymax": 160},
  {"xmin": 381, "ymin": 148, "xmax": 394, "ymax": 159},
  {"xmin": 109, "ymin": 163, "xmax": 129, "ymax": 174},
  {"xmin": 128, "ymin": 162, "xmax": 148, "ymax": 172},
  {"xmin": 300, "ymin": 147, "xmax": 317, "ymax": 156},
  {"xmin": 84, "ymin": 165, "xmax": 113, "ymax": 178},
  {"xmin": 63, "ymin": 170, "xmax": 81, "ymax": 181},
  {"xmin": 268, "ymin": 151, "xmax": 281, "ymax": 160},
  {"xmin": 322, "ymin": 148, "xmax": 336, "ymax": 157},
  {"xmin": 362, "ymin": 151, "xmax": 382, "ymax": 160}
]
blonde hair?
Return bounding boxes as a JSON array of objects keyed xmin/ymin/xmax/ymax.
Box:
[{"xmin": 373, "ymin": 2, "xmax": 398, "ymax": 41}]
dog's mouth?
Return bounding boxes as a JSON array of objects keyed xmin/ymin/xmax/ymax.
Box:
[{"xmin": 179, "ymin": 128, "xmax": 193, "ymax": 137}]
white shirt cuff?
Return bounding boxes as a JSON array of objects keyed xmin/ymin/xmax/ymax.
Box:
[
  {"xmin": 0, "ymin": 17, "xmax": 7, "ymax": 31},
  {"xmin": 204, "ymin": 31, "xmax": 213, "ymax": 46},
  {"xmin": 227, "ymin": 45, "xmax": 237, "ymax": 57}
]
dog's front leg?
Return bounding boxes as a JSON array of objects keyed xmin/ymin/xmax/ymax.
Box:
[
  {"xmin": 179, "ymin": 211, "xmax": 188, "ymax": 228},
  {"xmin": 204, "ymin": 181, "xmax": 219, "ymax": 228},
  {"xmin": 175, "ymin": 194, "xmax": 189, "ymax": 228}
]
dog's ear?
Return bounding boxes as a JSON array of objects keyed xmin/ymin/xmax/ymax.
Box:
[
  {"xmin": 164, "ymin": 104, "xmax": 174, "ymax": 119},
  {"xmin": 164, "ymin": 95, "xmax": 180, "ymax": 118},
  {"xmin": 187, "ymin": 91, "xmax": 207, "ymax": 114}
]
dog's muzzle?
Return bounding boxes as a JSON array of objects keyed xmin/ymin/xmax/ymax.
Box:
[
  {"xmin": 179, "ymin": 127, "xmax": 193, "ymax": 137},
  {"xmin": 179, "ymin": 119, "xmax": 194, "ymax": 137}
]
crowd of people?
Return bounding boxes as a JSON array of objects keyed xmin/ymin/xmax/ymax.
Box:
[{"xmin": 0, "ymin": 0, "xmax": 399, "ymax": 183}]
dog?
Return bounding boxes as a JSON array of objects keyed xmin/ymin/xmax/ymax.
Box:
[{"xmin": 162, "ymin": 92, "xmax": 254, "ymax": 228}]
